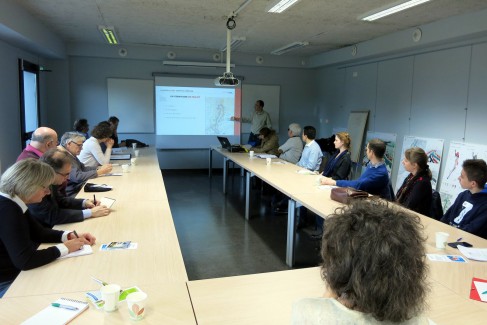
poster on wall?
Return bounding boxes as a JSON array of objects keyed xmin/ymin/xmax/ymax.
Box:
[
  {"xmin": 440, "ymin": 141, "xmax": 487, "ymax": 211},
  {"xmin": 394, "ymin": 136, "xmax": 444, "ymax": 193},
  {"xmin": 361, "ymin": 132, "xmax": 397, "ymax": 177}
]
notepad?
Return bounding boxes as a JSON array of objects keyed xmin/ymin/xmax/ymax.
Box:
[
  {"xmin": 99, "ymin": 197, "xmax": 116, "ymax": 208},
  {"xmin": 58, "ymin": 245, "xmax": 93, "ymax": 259},
  {"xmin": 22, "ymin": 297, "xmax": 88, "ymax": 325},
  {"xmin": 110, "ymin": 154, "xmax": 131, "ymax": 160},
  {"xmin": 255, "ymin": 154, "xmax": 278, "ymax": 159}
]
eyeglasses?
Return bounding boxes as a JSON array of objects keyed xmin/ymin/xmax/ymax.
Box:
[
  {"xmin": 56, "ymin": 171, "xmax": 70, "ymax": 177},
  {"xmin": 70, "ymin": 141, "xmax": 84, "ymax": 147}
]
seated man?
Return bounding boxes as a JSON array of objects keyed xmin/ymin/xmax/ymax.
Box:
[
  {"xmin": 441, "ymin": 159, "xmax": 487, "ymax": 238},
  {"xmin": 60, "ymin": 131, "xmax": 112, "ymax": 196},
  {"xmin": 278, "ymin": 123, "xmax": 303, "ymax": 164},
  {"xmin": 321, "ymin": 138, "xmax": 394, "ymax": 200},
  {"xmin": 28, "ymin": 148, "xmax": 111, "ymax": 228},
  {"xmin": 16, "ymin": 127, "xmax": 58, "ymax": 161},
  {"xmin": 296, "ymin": 126, "xmax": 322, "ymax": 171}
]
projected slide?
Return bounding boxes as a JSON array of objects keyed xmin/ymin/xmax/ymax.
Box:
[{"xmin": 156, "ymin": 86, "xmax": 237, "ymax": 135}]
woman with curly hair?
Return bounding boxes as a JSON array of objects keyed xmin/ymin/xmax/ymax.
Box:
[
  {"xmin": 396, "ymin": 147, "xmax": 433, "ymax": 216},
  {"xmin": 292, "ymin": 201, "xmax": 430, "ymax": 324},
  {"xmin": 78, "ymin": 121, "xmax": 114, "ymax": 168}
]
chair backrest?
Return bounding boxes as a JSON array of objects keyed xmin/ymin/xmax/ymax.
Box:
[{"xmin": 429, "ymin": 190, "xmax": 444, "ymax": 220}]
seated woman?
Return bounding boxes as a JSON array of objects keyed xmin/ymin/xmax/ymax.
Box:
[
  {"xmin": 78, "ymin": 121, "xmax": 114, "ymax": 167},
  {"xmin": 396, "ymin": 147, "xmax": 432, "ymax": 216},
  {"xmin": 292, "ymin": 201, "xmax": 429, "ymax": 324},
  {"xmin": 320, "ymin": 132, "xmax": 352, "ymax": 181},
  {"xmin": 250, "ymin": 127, "xmax": 279, "ymax": 156},
  {"xmin": 0, "ymin": 159, "xmax": 96, "ymax": 298}
]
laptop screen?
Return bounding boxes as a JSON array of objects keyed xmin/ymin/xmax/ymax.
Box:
[{"xmin": 217, "ymin": 136, "xmax": 231, "ymax": 149}]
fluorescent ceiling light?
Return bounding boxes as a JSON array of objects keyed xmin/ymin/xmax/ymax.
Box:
[
  {"xmin": 268, "ymin": 0, "xmax": 300, "ymax": 13},
  {"xmin": 271, "ymin": 41, "xmax": 309, "ymax": 55},
  {"xmin": 361, "ymin": 0, "xmax": 432, "ymax": 22},
  {"xmin": 98, "ymin": 25, "xmax": 119, "ymax": 45},
  {"xmin": 162, "ymin": 61, "xmax": 235, "ymax": 68},
  {"xmin": 221, "ymin": 37, "xmax": 247, "ymax": 52}
]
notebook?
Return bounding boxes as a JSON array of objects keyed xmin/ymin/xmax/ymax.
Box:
[
  {"xmin": 22, "ymin": 297, "xmax": 89, "ymax": 325},
  {"xmin": 99, "ymin": 197, "xmax": 116, "ymax": 208},
  {"xmin": 58, "ymin": 245, "xmax": 93, "ymax": 259}
]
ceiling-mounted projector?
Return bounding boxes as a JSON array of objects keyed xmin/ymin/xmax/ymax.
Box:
[{"xmin": 215, "ymin": 72, "xmax": 239, "ymax": 86}]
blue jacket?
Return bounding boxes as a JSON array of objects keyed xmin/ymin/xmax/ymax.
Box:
[
  {"xmin": 336, "ymin": 163, "xmax": 393, "ymax": 200},
  {"xmin": 440, "ymin": 189, "xmax": 487, "ymax": 239}
]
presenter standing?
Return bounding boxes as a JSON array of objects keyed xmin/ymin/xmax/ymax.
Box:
[{"xmin": 231, "ymin": 100, "xmax": 271, "ymax": 146}]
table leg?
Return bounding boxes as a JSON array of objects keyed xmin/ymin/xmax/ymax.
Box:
[
  {"xmin": 208, "ymin": 148, "xmax": 213, "ymax": 178},
  {"xmin": 286, "ymin": 199, "xmax": 297, "ymax": 267},
  {"xmin": 245, "ymin": 171, "xmax": 251, "ymax": 220},
  {"xmin": 223, "ymin": 157, "xmax": 228, "ymax": 195}
]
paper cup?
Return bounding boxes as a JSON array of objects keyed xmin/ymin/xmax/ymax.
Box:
[
  {"xmin": 101, "ymin": 284, "xmax": 121, "ymax": 312},
  {"xmin": 131, "ymin": 158, "xmax": 137, "ymax": 166},
  {"xmin": 132, "ymin": 143, "xmax": 137, "ymax": 150},
  {"xmin": 126, "ymin": 291, "xmax": 148, "ymax": 321},
  {"xmin": 249, "ymin": 151, "xmax": 254, "ymax": 158},
  {"xmin": 435, "ymin": 232, "xmax": 449, "ymax": 249},
  {"xmin": 316, "ymin": 176, "xmax": 323, "ymax": 185},
  {"xmin": 122, "ymin": 164, "xmax": 130, "ymax": 173},
  {"xmin": 134, "ymin": 150, "xmax": 140, "ymax": 157},
  {"xmin": 266, "ymin": 157, "xmax": 271, "ymax": 165}
]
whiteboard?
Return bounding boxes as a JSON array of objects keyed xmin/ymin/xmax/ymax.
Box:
[
  {"xmin": 107, "ymin": 78, "xmax": 154, "ymax": 133},
  {"xmin": 241, "ymin": 84, "xmax": 280, "ymax": 133},
  {"xmin": 347, "ymin": 111, "xmax": 369, "ymax": 162}
]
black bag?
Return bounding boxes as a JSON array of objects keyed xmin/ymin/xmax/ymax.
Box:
[
  {"xmin": 124, "ymin": 139, "xmax": 148, "ymax": 148},
  {"xmin": 84, "ymin": 183, "xmax": 112, "ymax": 192}
]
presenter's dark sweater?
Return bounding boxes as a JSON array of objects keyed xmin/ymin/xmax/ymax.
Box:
[
  {"xmin": 0, "ymin": 197, "xmax": 62, "ymax": 283},
  {"xmin": 440, "ymin": 189, "xmax": 487, "ymax": 239},
  {"xmin": 336, "ymin": 163, "xmax": 393, "ymax": 200}
]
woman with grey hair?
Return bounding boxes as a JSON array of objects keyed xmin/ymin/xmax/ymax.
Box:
[
  {"xmin": 60, "ymin": 131, "xmax": 112, "ymax": 196},
  {"xmin": 0, "ymin": 159, "xmax": 96, "ymax": 298}
]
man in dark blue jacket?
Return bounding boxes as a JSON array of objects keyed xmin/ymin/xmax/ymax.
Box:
[
  {"xmin": 321, "ymin": 138, "xmax": 394, "ymax": 200},
  {"xmin": 441, "ymin": 159, "xmax": 487, "ymax": 239}
]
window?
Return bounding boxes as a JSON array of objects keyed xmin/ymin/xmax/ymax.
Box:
[{"xmin": 19, "ymin": 59, "xmax": 40, "ymax": 148}]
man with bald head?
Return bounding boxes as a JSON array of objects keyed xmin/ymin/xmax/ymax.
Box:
[{"xmin": 16, "ymin": 127, "xmax": 58, "ymax": 161}]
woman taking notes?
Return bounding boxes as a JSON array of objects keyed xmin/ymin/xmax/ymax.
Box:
[
  {"xmin": 320, "ymin": 132, "xmax": 352, "ymax": 182},
  {"xmin": 78, "ymin": 121, "xmax": 114, "ymax": 167},
  {"xmin": 396, "ymin": 147, "xmax": 432, "ymax": 216},
  {"xmin": 0, "ymin": 159, "xmax": 96, "ymax": 298}
]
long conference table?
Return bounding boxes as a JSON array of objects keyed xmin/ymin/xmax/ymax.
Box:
[{"xmin": 1, "ymin": 147, "xmax": 487, "ymax": 324}]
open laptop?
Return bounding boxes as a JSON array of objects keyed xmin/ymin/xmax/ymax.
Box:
[{"xmin": 217, "ymin": 136, "xmax": 246, "ymax": 152}]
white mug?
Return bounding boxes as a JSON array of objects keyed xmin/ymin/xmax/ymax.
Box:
[
  {"xmin": 266, "ymin": 157, "xmax": 272, "ymax": 165},
  {"xmin": 126, "ymin": 291, "xmax": 148, "ymax": 320},
  {"xmin": 122, "ymin": 164, "xmax": 130, "ymax": 172},
  {"xmin": 131, "ymin": 158, "xmax": 137, "ymax": 166},
  {"xmin": 134, "ymin": 150, "xmax": 140, "ymax": 157},
  {"xmin": 132, "ymin": 143, "xmax": 137, "ymax": 150},
  {"xmin": 249, "ymin": 150, "xmax": 254, "ymax": 158}
]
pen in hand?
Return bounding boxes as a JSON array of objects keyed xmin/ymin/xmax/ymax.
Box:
[
  {"xmin": 73, "ymin": 230, "xmax": 79, "ymax": 238},
  {"xmin": 51, "ymin": 303, "xmax": 79, "ymax": 311},
  {"xmin": 93, "ymin": 194, "xmax": 97, "ymax": 205}
]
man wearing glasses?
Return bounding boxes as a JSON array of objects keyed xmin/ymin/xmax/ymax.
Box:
[
  {"xmin": 59, "ymin": 132, "xmax": 112, "ymax": 196},
  {"xmin": 16, "ymin": 127, "xmax": 58, "ymax": 161},
  {"xmin": 28, "ymin": 148, "xmax": 111, "ymax": 228}
]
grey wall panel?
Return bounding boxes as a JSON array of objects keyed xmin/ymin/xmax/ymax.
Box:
[
  {"xmin": 465, "ymin": 43, "xmax": 487, "ymax": 142},
  {"xmin": 316, "ymin": 67, "xmax": 346, "ymax": 136},
  {"xmin": 375, "ymin": 57, "xmax": 414, "ymax": 185},
  {"xmin": 410, "ymin": 47, "xmax": 470, "ymax": 140},
  {"xmin": 344, "ymin": 63, "xmax": 377, "ymax": 132}
]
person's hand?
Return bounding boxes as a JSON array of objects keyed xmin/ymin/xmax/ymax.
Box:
[
  {"xmin": 97, "ymin": 164, "xmax": 112, "ymax": 176},
  {"xmin": 79, "ymin": 232, "xmax": 96, "ymax": 245},
  {"xmin": 91, "ymin": 205, "xmax": 110, "ymax": 218},
  {"xmin": 84, "ymin": 199, "xmax": 96, "ymax": 208},
  {"xmin": 64, "ymin": 237, "xmax": 88, "ymax": 253},
  {"xmin": 321, "ymin": 177, "xmax": 336, "ymax": 186},
  {"xmin": 105, "ymin": 138, "xmax": 115, "ymax": 148}
]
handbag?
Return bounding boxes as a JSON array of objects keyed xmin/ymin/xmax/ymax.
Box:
[
  {"xmin": 330, "ymin": 187, "xmax": 368, "ymax": 204},
  {"xmin": 83, "ymin": 183, "xmax": 112, "ymax": 192}
]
